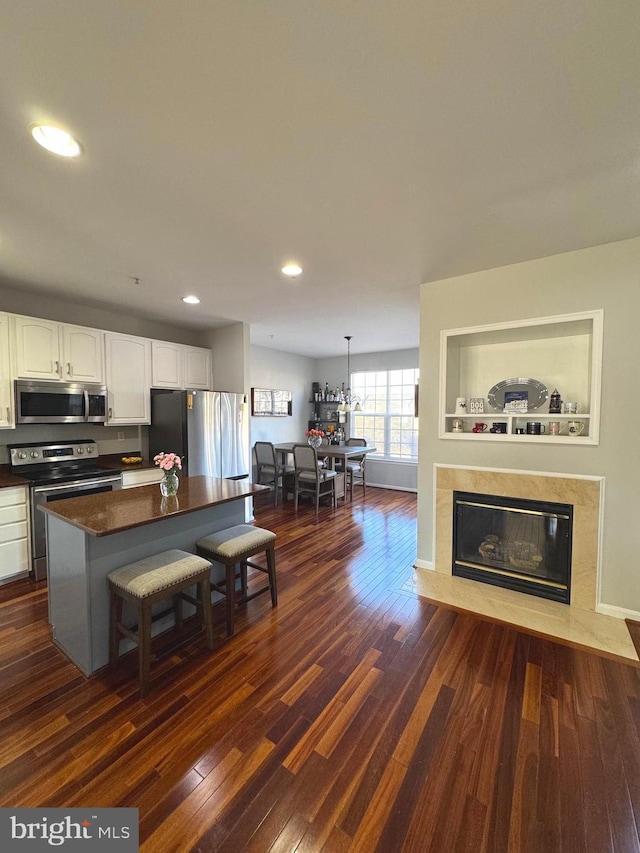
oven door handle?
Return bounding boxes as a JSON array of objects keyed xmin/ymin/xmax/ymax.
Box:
[{"xmin": 33, "ymin": 476, "xmax": 122, "ymax": 494}]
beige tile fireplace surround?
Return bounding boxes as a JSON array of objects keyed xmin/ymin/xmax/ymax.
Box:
[{"xmin": 414, "ymin": 465, "xmax": 639, "ymax": 662}]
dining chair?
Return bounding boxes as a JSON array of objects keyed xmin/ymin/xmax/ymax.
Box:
[
  {"xmin": 254, "ymin": 441, "xmax": 290, "ymax": 505},
  {"xmin": 317, "ymin": 435, "xmax": 331, "ymax": 468},
  {"xmin": 343, "ymin": 437, "xmax": 368, "ymax": 499},
  {"xmin": 292, "ymin": 443, "xmax": 337, "ymax": 511}
]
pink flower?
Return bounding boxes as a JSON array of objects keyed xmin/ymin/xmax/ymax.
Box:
[{"xmin": 153, "ymin": 452, "xmax": 182, "ymax": 472}]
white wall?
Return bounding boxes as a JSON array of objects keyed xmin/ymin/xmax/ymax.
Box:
[
  {"xmin": 0, "ymin": 281, "xmax": 209, "ymax": 346},
  {"xmin": 418, "ymin": 236, "xmax": 640, "ymax": 612},
  {"xmin": 315, "ymin": 348, "xmax": 419, "ymax": 389},
  {"xmin": 250, "ymin": 345, "xmax": 315, "ymax": 447},
  {"xmin": 203, "ymin": 322, "xmax": 250, "ymax": 393}
]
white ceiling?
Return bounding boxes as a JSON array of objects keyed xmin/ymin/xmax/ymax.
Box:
[{"xmin": 0, "ymin": 1, "xmax": 639, "ymax": 358}]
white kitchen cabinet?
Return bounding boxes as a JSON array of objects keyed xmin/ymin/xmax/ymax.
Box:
[
  {"xmin": 0, "ymin": 313, "xmax": 14, "ymax": 428},
  {"xmin": 183, "ymin": 346, "xmax": 211, "ymax": 389},
  {"xmin": 152, "ymin": 342, "xmax": 211, "ymax": 390},
  {"xmin": 121, "ymin": 468, "xmax": 164, "ymax": 489},
  {"xmin": 13, "ymin": 316, "xmax": 61, "ymax": 380},
  {"xmin": 151, "ymin": 341, "xmax": 183, "ymax": 388},
  {"xmin": 61, "ymin": 324, "xmax": 105, "ymax": 383},
  {"xmin": 13, "ymin": 316, "xmax": 104, "ymax": 383},
  {"xmin": 105, "ymin": 333, "xmax": 151, "ymax": 424},
  {"xmin": 0, "ymin": 486, "xmax": 30, "ymax": 583}
]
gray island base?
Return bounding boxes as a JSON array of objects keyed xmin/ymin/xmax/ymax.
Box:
[{"xmin": 42, "ymin": 476, "xmax": 266, "ymax": 676}]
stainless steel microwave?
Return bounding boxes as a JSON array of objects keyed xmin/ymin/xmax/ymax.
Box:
[{"xmin": 15, "ymin": 380, "xmax": 107, "ymax": 424}]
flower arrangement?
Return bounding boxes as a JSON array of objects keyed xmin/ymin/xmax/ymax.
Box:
[
  {"xmin": 305, "ymin": 429, "xmax": 325, "ymax": 438},
  {"xmin": 153, "ymin": 452, "xmax": 183, "ymax": 473}
]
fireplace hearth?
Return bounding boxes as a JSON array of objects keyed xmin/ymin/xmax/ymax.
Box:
[{"xmin": 452, "ymin": 491, "xmax": 573, "ymax": 603}]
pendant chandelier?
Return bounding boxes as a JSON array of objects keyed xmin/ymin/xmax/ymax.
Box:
[{"xmin": 338, "ymin": 336, "xmax": 362, "ymax": 413}]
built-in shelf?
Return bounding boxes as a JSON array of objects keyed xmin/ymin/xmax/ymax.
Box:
[{"xmin": 439, "ymin": 310, "xmax": 603, "ymax": 445}]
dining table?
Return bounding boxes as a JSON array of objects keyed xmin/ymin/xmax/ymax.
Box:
[{"xmin": 274, "ymin": 442, "xmax": 376, "ymax": 502}]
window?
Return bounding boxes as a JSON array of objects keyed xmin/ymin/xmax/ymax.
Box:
[{"xmin": 350, "ymin": 369, "xmax": 419, "ymax": 461}]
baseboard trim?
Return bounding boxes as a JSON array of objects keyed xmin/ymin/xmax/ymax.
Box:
[
  {"xmin": 414, "ymin": 559, "xmax": 435, "ymax": 571},
  {"xmin": 597, "ymin": 602, "xmax": 640, "ymax": 621},
  {"xmin": 367, "ymin": 483, "xmax": 417, "ymax": 493}
]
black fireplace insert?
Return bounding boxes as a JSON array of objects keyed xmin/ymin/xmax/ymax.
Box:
[{"xmin": 452, "ymin": 491, "xmax": 573, "ymax": 603}]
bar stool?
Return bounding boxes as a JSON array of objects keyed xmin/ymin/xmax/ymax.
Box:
[
  {"xmin": 108, "ymin": 549, "xmax": 214, "ymax": 696},
  {"xmin": 196, "ymin": 524, "xmax": 277, "ymax": 637}
]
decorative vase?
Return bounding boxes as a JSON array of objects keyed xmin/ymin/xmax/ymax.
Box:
[
  {"xmin": 160, "ymin": 471, "xmax": 180, "ymax": 497},
  {"xmin": 160, "ymin": 495, "xmax": 179, "ymax": 513},
  {"xmin": 307, "ymin": 435, "xmax": 322, "ymax": 449}
]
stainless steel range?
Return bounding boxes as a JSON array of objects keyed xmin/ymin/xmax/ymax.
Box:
[{"xmin": 8, "ymin": 439, "xmax": 122, "ymax": 581}]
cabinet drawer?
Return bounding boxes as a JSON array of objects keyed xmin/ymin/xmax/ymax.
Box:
[
  {"xmin": 121, "ymin": 469, "xmax": 164, "ymax": 489},
  {"xmin": 0, "ymin": 486, "xmax": 27, "ymax": 508},
  {"xmin": 0, "ymin": 520, "xmax": 28, "ymax": 545},
  {"xmin": 0, "ymin": 503, "xmax": 27, "ymax": 526},
  {"xmin": 0, "ymin": 538, "xmax": 30, "ymax": 580}
]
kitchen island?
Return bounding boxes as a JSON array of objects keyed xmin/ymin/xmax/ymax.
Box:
[{"xmin": 40, "ymin": 476, "xmax": 266, "ymax": 676}]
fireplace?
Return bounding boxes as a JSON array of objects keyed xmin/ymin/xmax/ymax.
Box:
[{"xmin": 452, "ymin": 491, "xmax": 573, "ymax": 604}]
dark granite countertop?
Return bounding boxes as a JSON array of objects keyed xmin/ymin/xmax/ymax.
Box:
[
  {"xmin": 0, "ymin": 465, "xmax": 29, "ymax": 489},
  {"xmin": 98, "ymin": 453, "xmax": 157, "ymax": 472},
  {"xmin": 38, "ymin": 475, "xmax": 267, "ymax": 536}
]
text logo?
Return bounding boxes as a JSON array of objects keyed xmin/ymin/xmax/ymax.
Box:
[{"xmin": 0, "ymin": 808, "xmax": 138, "ymax": 850}]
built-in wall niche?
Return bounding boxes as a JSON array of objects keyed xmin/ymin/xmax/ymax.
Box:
[
  {"xmin": 251, "ymin": 388, "xmax": 292, "ymax": 417},
  {"xmin": 439, "ymin": 310, "xmax": 603, "ymax": 445}
]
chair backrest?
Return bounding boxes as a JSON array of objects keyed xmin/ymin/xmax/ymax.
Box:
[
  {"xmin": 346, "ymin": 437, "xmax": 367, "ymax": 446},
  {"xmin": 254, "ymin": 441, "xmax": 277, "ymax": 468},
  {"xmin": 293, "ymin": 443, "xmax": 318, "ymax": 475}
]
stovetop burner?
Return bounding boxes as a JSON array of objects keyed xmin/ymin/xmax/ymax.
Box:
[{"xmin": 17, "ymin": 465, "xmax": 112, "ymax": 485}]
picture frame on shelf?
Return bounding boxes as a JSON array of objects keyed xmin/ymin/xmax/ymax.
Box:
[
  {"xmin": 469, "ymin": 398, "xmax": 485, "ymax": 414},
  {"xmin": 503, "ymin": 390, "xmax": 528, "ymax": 414}
]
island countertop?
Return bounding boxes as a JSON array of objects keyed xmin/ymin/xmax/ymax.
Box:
[{"xmin": 38, "ymin": 475, "xmax": 266, "ymax": 536}]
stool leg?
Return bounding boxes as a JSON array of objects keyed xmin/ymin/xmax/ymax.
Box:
[
  {"xmin": 266, "ymin": 545, "xmax": 278, "ymax": 607},
  {"xmin": 109, "ymin": 586, "xmax": 123, "ymax": 668},
  {"xmin": 240, "ymin": 561, "xmax": 248, "ymax": 597},
  {"xmin": 173, "ymin": 593, "xmax": 183, "ymax": 631},
  {"xmin": 139, "ymin": 600, "xmax": 152, "ymax": 697},
  {"xmin": 225, "ymin": 562, "xmax": 236, "ymax": 637},
  {"xmin": 200, "ymin": 575, "xmax": 215, "ymax": 650}
]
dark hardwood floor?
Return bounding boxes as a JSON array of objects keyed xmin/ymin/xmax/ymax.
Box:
[{"xmin": 2, "ymin": 487, "xmax": 640, "ymax": 851}]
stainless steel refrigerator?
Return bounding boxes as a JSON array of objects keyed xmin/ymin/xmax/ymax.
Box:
[{"xmin": 149, "ymin": 390, "xmax": 249, "ymax": 479}]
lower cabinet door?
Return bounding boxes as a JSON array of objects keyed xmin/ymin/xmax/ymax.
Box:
[{"xmin": 0, "ymin": 538, "xmax": 30, "ymax": 581}]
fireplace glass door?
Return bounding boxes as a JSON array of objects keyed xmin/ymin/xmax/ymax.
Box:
[{"xmin": 452, "ymin": 491, "xmax": 573, "ymax": 603}]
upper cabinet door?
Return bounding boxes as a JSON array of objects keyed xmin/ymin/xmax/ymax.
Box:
[
  {"xmin": 0, "ymin": 313, "xmax": 14, "ymax": 428},
  {"xmin": 151, "ymin": 341, "xmax": 183, "ymax": 389},
  {"xmin": 62, "ymin": 325, "xmax": 105, "ymax": 383},
  {"xmin": 183, "ymin": 346, "xmax": 212, "ymax": 390},
  {"xmin": 105, "ymin": 333, "xmax": 151, "ymax": 424},
  {"xmin": 13, "ymin": 316, "xmax": 62, "ymax": 380}
]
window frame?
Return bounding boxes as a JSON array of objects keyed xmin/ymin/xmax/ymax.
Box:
[{"xmin": 349, "ymin": 368, "xmax": 419, "ymax": 463}]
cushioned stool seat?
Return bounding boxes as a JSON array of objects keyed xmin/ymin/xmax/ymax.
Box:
[
  {"xmin": 196, "ymin": 524, "xmax": 277, "ymax": 637},
  {"xmin": 108, "ymin": 549, "xmax": 214, "ymax": 696}
]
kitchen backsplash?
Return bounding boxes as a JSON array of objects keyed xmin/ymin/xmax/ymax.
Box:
[{"xmin": 0, "ymin": 424, "xmax": 144, "ymax": 464}]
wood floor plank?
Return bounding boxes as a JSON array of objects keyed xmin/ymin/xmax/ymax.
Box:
[{"xmin": 0, "ymin": 487, "xmax": 639, "ymax": 851}]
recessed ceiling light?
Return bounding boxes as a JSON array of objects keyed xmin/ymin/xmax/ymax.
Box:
[
  {"xmin": 30, "ymin": 125, "xmax": 82, "ymax": 158},
  {"xmin": 182, "ymin": 295, "xmax": 200, "ymax": 305},
  {"xmin": 281, "ymin": 263, "xmax": 303, "ymax": 277}
]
